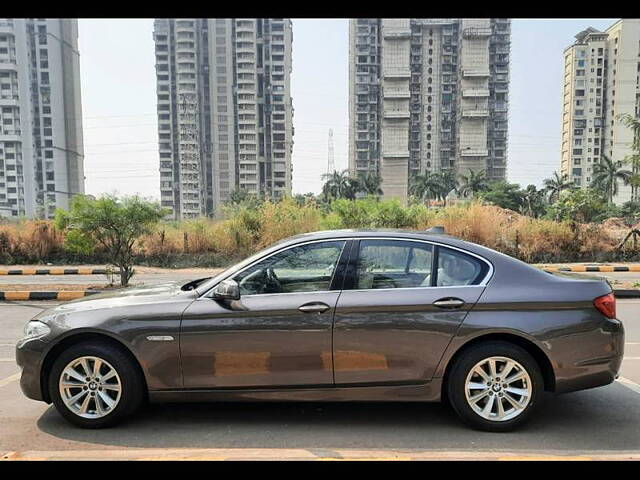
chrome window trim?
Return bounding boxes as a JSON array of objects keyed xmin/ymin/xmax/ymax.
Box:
[
  {"xmin": 352, "ymin": 236, "xmax": 494, "ymax": 288},
  {"xmin": 199, "ymin": 235, "xmax": 494, "ymax": 298},
  {"xmin": 200, "ymin": 238, "xmax": 350, "ymax": 298}
]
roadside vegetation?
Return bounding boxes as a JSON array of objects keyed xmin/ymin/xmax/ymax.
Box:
[{"xmin": 1, "ymin": 114, "xmax": 639, "ymax": 271}]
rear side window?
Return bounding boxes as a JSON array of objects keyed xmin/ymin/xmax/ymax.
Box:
[
  {"xmin": 436, "ymin": 246, "xmax": 488, "ymax": 286},
  {"xmin": 355, "ymin": 239, "xmax": 433, "ymax": 290}
]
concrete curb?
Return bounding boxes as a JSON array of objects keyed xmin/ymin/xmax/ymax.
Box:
[
  {"xmin": 0, "ymin": 290, "xmax": 103, "ymax": 301},
  {"xmin": 542, "ymin": 265, "xmax": 640, "ymax": 272},
  {"xmin": 0, "ymin": 268, "xmax": 107, "ymax": 276},
  {"xmin": 613, "ymin": 289, "xmax": 640, "ymax": 298}
]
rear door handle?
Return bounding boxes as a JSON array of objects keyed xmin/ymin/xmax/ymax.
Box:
[
  {"xmin": 298, "ymin": 302, "xmax": 331, "ymax": 313},
  {"xmin": 433, "ymin": 297, "xmax": 465, "ymax": 309}
]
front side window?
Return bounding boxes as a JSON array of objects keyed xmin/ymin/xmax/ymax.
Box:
[
  {"xmin": 233, "ymin": 241, "xmax": 345, "ymax": 295},
  {"xmin": 355, "ymin": 240, "xmax": 433, "ymax": 290}
]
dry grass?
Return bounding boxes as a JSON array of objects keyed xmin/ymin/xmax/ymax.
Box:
[{"xmin": 0, "ymin": 200, "xmax": 627, "ymax": 266}]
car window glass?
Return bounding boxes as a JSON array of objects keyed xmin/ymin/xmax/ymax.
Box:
[
  {"xmin": 356, "ymin": 240, "xmax": 433, "ymax": 290},
  {"xmin": 233, "ymin": 241, "xmax": 345, "ymax": 295},
  {"xmin": 436, "ymin": 247, "xmax": 483, "ymax": 286}
]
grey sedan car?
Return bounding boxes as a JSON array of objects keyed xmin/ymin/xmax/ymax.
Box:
[{"xmin": 15, "ymin": 229, "xmax": 624, "ymax": 431}]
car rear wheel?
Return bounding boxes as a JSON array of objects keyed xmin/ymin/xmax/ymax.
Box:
[
  {"xmin": 446, "ymin": 341, "xmax": 543, "ymax": 432},
  {"xmin": 48, "ymin": 341, "xmax": 144, "ymax": 428}
]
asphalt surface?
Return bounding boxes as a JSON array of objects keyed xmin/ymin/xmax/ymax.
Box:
[{"xmin": 1, "ymin": 300, "xmax": 639, "ymax": 460}]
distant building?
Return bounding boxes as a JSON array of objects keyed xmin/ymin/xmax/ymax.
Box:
[
  {"xmin": 560, "ymin": 19, "xmax": 640, "ymax": 204},
  {"xmin": 0, "ymin": 19, "xmax": 84, "ymax": 218},
  {"xmin": 348, "ymin": 18, "xmax": 510, "ymax": 203},
  {"xmin": 153, "ymin": 18, "xmax": 294, "ymax": 219}
]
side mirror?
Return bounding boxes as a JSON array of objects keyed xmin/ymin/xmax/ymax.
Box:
[{"xmin": 211, "ymin": 279, "xmax": 240, "ymax": 301}]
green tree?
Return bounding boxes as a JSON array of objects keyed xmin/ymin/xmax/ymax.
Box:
[
  {"xmin": 457, "ymin": 169, "xmax": 489, "ymax": 199},
  {"xmin": 543, "ymin": 171, "xmax": 573, "ymax": 204},
  {"xmin": 409, "ymin": 173, "xmax": 440, "ymax": 204},
  {"xmin": 436, "ymin": 170, "xmax": 458, "ymax": 206},
  {"xmin": 357, "ymin": 171, "xmax": 384, "ymax": 197},
  {"xmin": 590, "ymin": 154, "xmax": 632, "ymax": 203},
  {"xmin": 520, "ymin": 185, "xmax": 547, "ymax": 218},
  {"xmin": 55, "ymin": 195, "xmax": 167, "ymax": 286},
  {"xmin": 545, "ymin": 188, "xmax": 610, "ymax": 223},
  {"xmin": 477, "ymin": 181, "xmax": 524, "ymax": 212},
  {"xmin": 321, "ymin": 169, "xmax": 359, "ymax": 201},
  {"xmin": 617, "ymin": 113, "xmax": 640, "ymax": 201}
]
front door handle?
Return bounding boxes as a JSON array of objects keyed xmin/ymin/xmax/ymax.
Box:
[
  {"xmin": 433, "ymin": 297, "xmax": 465, "ymax": 309},
  {"xmin": 298, "ymin": 302, "xmax": 330, "ymax": 313}
]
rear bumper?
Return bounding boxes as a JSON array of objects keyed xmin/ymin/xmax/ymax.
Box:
[{"xmin": 554, "ymin": 317, "xmax": 624, "ymax": 394}]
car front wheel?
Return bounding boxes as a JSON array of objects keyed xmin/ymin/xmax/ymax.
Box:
[
  {"xmin": 48, "ymin": 341, "xmax": 144, "ymax": 428},
  {"xmin": 447, "ymin": 341, "xmax": 543, "ymax": 432}
]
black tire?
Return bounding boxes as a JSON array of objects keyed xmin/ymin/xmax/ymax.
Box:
[
  {"xmin": 48, "ymin": 341, "xmax": 145, "ymax": 428},
  {"xmin": 446, "ymin": 341, "xmax": 543, "ymax": 432}
]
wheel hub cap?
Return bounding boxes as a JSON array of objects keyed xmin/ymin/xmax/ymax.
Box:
[
  {"xmin": 59, "ymin": 356, "xmax": 122, "ymax": 419},
  {"xmin": 464, "ymin": 356, "xmax": 532, "ymax": 422}
]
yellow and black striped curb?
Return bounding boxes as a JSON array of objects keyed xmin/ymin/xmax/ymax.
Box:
[
  {"xmin": 0, "ymin": 290, "xmax": 103, "ymax": 301},
  {"xmin": 0, "ymin": 268, "xmax": 107, "ymax": 276},
  {"xmin": 541, "ymin": 265, "xmax": 640, "ymax": 272}
]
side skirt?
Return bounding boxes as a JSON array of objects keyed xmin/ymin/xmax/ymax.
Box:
[{"xmin": 148, "ymin": 379, "xmax": 443, "ymax": 403}]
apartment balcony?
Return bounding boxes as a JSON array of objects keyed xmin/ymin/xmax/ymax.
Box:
[
  {"xmin": 462, "ymin": 88, "xmax": 490, "ymax": 98},
  {"xmin": 383, "ymin": 109, "xmax": 410, "ymax": 119},
  {"xmin": 383, "ymin": 89, "xmax": 410, "ymax": 99},
  {"xmin": 236, "ymin": 24, "xmax": 255, "ymax": 34},
  {"xmin": 383, "ymin": 70, "xmax": 411, "ymax": 79},
  {"xmin": 462, "ymin": 69, "xmax": 490, "ymax": 78},
  {"xmin": 382, "ymin": 150, "xmax": 410, "ymax": 158},
  {"xmin": 460, "ymin": 148, "xmax": 489, "ymax": 157},
  {"xmin": 0, "ymin": 21, "xmax": 14, "ymax": 34},
  {"xmin": 0, "ymin": 94, "xmax": 19, "ymax": 106},
  {"xmin": 414, "ymin": 19, "xmax": 456, "ymax": 26},
  {"xmin": 0, "ymin": 59, "xmax": 18, "ymax": 71},
  {"xmin": 462, "ymin": 109, "xmax": 489, "ymax": 118},
  {"xmin": 462, "ymin": 27, "xmax": 492, "ymax": 39},
  {"xmin": 382, "ymin": 30, "xmax": 411, "ymax": 39}
]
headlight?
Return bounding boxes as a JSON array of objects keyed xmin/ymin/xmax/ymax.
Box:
[{"xmin": 23, "ymin": 320, "xmax": 51, "ymax": 340}]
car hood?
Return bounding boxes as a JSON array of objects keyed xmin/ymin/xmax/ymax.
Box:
[{"xmin": 34, "ymin": 281, "xmax": 198, "ymax": 320}]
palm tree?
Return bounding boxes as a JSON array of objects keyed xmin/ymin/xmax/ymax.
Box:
[
  {"xmin": 591, "ymin": 154, "xmax": 632, "ymax": 203},
  {"xmin": 458, "ymin": 169, "xmax": 489, "ymax": 198},
  {"xmin": 321, "ymin": 170, "xmax": 359, "ymax": 201},
  {"xmin": 618, "ymin": 113, "xmax": 640, "ymax": 200},
  {"xmin": 520, "ymin": 185, "xmax": 546, "ymax": 218},
  {"xmin": 436, "ymin": 170, "xmax": 458, "ymax": 206},
  {"xmin": 409, "ymin": 173, "xmax": 440, "ymax": 203},
  {"xmin": 357, "ymin": 171, "xmax": 384, "ymax": 197},
  {"xmin": 543, "ymin": 172, "xmax": 573, "ymax": 203}
]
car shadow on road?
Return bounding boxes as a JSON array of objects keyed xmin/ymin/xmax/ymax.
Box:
[{"xmin": 36, "ymin": 383, "xmax": 640, "ymax": 452}]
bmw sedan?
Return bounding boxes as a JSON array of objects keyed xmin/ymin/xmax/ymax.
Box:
[{"xmin": 15, "ymin": 229, "xmax": 624, "ymax": 431}]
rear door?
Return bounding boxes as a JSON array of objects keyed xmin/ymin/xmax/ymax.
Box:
[{"xmin": 333, "ymin": 238, "xmax": 491, "ymax": 386}]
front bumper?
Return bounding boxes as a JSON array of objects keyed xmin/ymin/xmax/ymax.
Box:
[{"xmin": 15, "ymin": 337, "xmax": 48, "ymax": 402}]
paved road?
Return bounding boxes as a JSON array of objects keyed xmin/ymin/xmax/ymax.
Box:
[{"xmin": 1, "ymin": 300, "xmax": 639, "ymax": 461}]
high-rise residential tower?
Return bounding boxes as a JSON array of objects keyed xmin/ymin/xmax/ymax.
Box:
[
  {"xmin": 153, "ymin": 18, "xmax": 293, "ymax": 219},
  {"xmin": 560, "ymin": 19, "xmax": 640, "ymax": 204},
  {"xmin": 0, "ymin": 18, "xmax": 84, "ymax": 218},
  {"xmin": 348, "ymin": 18, "xmax": 510, "ymax": 202}
]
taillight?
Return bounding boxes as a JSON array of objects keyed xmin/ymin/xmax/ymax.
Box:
[{"xmin": 594, "ymin": 292, "xmax": 616, "ymax": 319}]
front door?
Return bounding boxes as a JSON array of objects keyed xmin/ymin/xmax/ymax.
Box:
[
  {"xmin": 180, "ymin": 240, "xmax": 348, "ymax": 389},
  {"xmin": 333, "ymin": 239, "xmax": 489, "ymax": 386}
]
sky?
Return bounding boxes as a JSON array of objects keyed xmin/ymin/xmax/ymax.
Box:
[{"xmin": 77, "ymin": 18, "xmax": 618, "ymax": 200}]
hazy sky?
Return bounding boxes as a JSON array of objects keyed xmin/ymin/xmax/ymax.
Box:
[{"xmin": 78, "ymin": 18, "xmax": 617, "ymax": 200}]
